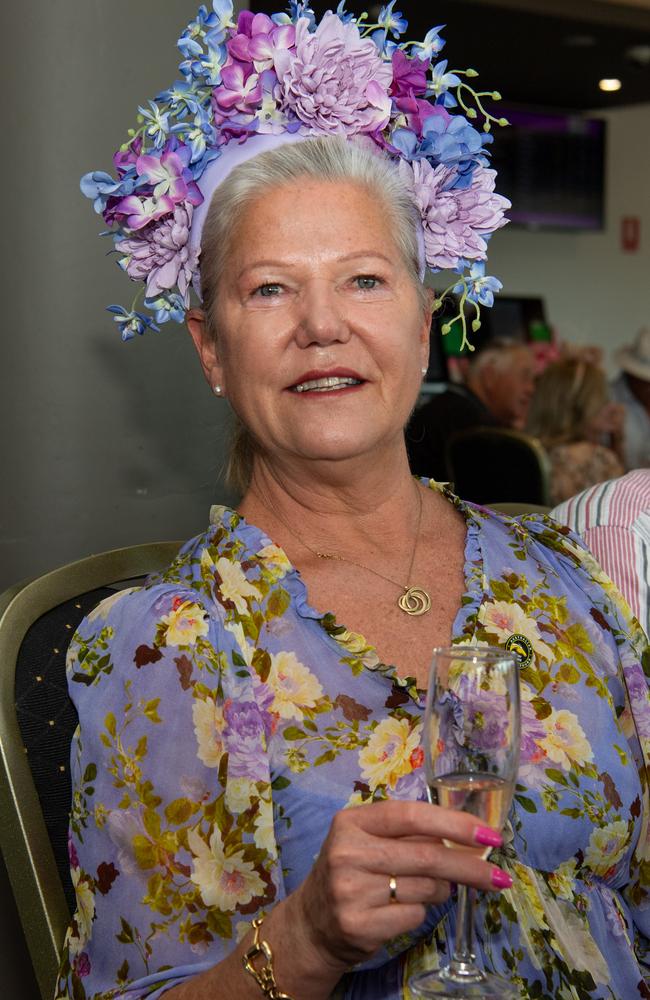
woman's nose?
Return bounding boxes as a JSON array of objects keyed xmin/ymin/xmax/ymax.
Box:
[{"xmin": 293, "ymin": 281, "xmax": 351, "ymax": 348}]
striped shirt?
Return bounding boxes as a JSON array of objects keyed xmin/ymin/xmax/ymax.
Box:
[{"xmin": 551, "ymin": 469, "xmax": 650, "ymax": 637}]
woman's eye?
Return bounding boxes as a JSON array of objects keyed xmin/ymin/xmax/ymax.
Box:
[
  {"xmin": 355, "ymin": 275, "xmax": 381, "ymax": 290},
  {"xmin": 254, "ymin": 283, "xmax": 282, "ymax": 297}
]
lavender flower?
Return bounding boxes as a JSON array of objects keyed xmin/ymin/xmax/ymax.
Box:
[
  {"xmin": 116, "ymin": 204, "xmax": 199, "ymax": 303},
  {"xmin": 223, "ymin": 699, "xmax": 267, "ymax": 781},
  {"xmin": 400, "ymin": 159, "xmax": 510, "ymax": 270},
  {"xmin": 274, "ymin": 12, "xmax": 392, "ymax": 134}
]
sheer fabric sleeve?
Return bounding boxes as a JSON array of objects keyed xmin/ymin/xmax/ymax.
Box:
[
  {"xmin": 55, "ymin": 583, "xmax": 283, "ymax": 1000},
  {"xmin": 524, "ymin": 514, "xmax": 650, "ymax": 958}
]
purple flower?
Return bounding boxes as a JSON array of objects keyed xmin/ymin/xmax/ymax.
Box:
[
  {"xmin": 116, "ymin": 203, "xmax": 199, "ymax": 303},
  {"xmin": 111, "ymin": 193, "xmax": 176, "ymax": 231},
  {"xmin": 136, "ymin": 148, "xmax": 202, "ymax": 207},
  {"xmin": 520, "ymin": 695, "xmax": 547, "ymax": 766},
  {"xmin": 113, "ymin": 137, "xmax": 143, "ymax": 177},
  {"xmin": 73, "ymin": 953, "xmax": 91, "ymax": 979},
  {"xmin": 390, "ymin": 49, "xmax": 429, "ymax": 101},
  {"xmin": 213, "ymin": 60, "xmax": 264, "ymax": 116},
  {"xmin": 465, "ymin": 688, "xmax": 509, "ymax": 753},
  {"xmin": 273, "ymin": 12, "xmax": 393, "ymax": 134},
  {"xmin": 228, "ymin": 12, "xmax": 295, "ymax": 72},
  {"xmin": 400, "ymin": 159, "xmax": 510, "ymax": 270},
  {"xmin": 223, "ymin": 699, "xmax": 267, "ymax": 781},
  {"xmin": 621, "ymin": 656, "xmax": 650, "ymax": 739},
  {"xmin": 68, "ymin": 833, "xmax": 79, "ymax": 870}
]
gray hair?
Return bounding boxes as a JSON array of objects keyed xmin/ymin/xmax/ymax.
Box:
[{"xmin": 198, "ymin": 136, "xmax": 428, "ymax": 493}]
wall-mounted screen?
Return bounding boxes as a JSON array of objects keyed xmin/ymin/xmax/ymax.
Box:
[{"xmin": 489, "ymin": 106, "xmax": 606, "ymax": 231}]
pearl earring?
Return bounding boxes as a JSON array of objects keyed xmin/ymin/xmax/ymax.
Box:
[
  {"xmin": 421, "ymin": 367, "xmax": 428, "ymax": 376},
  {"xmin": 213, "ymin": 384, "xmax": 222, "ymax": 396}
]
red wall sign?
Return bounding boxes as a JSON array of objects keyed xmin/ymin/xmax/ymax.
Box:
[{"xmin": 621, "ymin": 216, "xmax": 640, "ymax": 253}]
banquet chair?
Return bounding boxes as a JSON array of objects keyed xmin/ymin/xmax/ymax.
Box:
[
  {"xmin": 447, "ymin": 427, "xmax": 551, "ymax": 506},
  {"xmin": 489, "ymin": 502, "xmax": 552, "ymax": 517},
  {"xmin": 0, "ymin": 541, "xmax": 182, "ymax": 1000}
]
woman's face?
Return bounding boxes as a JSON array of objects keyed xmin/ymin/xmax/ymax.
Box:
[{"xmin": 189, "ymin": 178, "xmax": 430, "ymax": 472}]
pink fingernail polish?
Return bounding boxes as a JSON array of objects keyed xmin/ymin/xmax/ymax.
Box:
[
  {"xmin": 491, "ymin": 868, "xmax": 513, "ymax": 890},
  {"xmin": 475, "ymin": 826, "xmax": 503, "ymax": 848}
]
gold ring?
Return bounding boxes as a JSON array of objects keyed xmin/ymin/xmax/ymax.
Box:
[{"xmin": 388, "ymin": 875, "xmax": 398, "ymax": 904}]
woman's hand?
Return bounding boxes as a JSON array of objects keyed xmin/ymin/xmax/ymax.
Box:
[{"xmin": 290, "ymin": 799, "xmax": 511, "ymax": 973}]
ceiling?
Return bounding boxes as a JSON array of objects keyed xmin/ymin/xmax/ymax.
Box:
[{"xmin": 249, "ymin": 0, "xmax": 650, "ymax": 110}]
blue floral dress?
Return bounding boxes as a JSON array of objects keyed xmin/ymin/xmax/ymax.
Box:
[{"xmin": 55, "ymin": 485, "xmax": 650, "ymax": 1000}]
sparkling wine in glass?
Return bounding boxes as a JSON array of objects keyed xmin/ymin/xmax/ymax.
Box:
[{"xmin": 410, "ymin": 646, "xmax": 521, "ymax": 999}]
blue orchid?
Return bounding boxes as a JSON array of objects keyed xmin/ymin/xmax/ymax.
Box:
[
  {"xmin": 144, "ymin": 293, "xmax": 186, "ymax": 325},
  {"xmin": 188, "ymin": 143, "xmax": 222, "ymax": 181},
  {"xmin": 455, "ymin": 263, "xmax": 503, "ymax": 308},
  {"xmin": 174, "ymin": 108, "xmax": 217, "ymax": 163},
  {"xmin": 80, "ymin": 171, "xmax": 134, "ymax": 214},
  {"xmin": 178, "ymin": 4, "xmax": 217, "ymax": 54},
  {"xmin": 106, "ymin": 305, "xmax": 160, "ymax": 341},
  {"xmin": 335, "ymin": 2, "xmax": 356, "ymax": 24},
  {"xmin": 199, "ymin": 42, "xmax": 227, "ymax": 86},
  {"xmin": 369, "ymin": 29, "xmax": 398, "ymax": 57},
  {"xmin": 428, "ymin": 60, "xmax": 461, "ymax": 100},
  {"xmin": 177, "ymin": 33, "xmax": 204, "ymax": 60},
  {"xmin": 414, "ymin": 25, "xmax": 445, "ymax": 61},
  {"xmin": 377, "ymin": 2, "xmax": 407, "ymax": 37},
  {"xmin": 156, "ymin": 80, "xmax": 202, "ymax": 116},
  {"xmin": 211, "ymin": 0, "xmax": 234, "ymax": 25},
  {"xmin": 272, "ymin": 2, "xmax": 316, "ymax": 28},
  {"xmin": 138, "ymin": 101, "xmax": 171, "ymax": 149}
]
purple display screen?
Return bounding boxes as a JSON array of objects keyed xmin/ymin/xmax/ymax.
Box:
[{"xmin": 489, "ymin": 106, "xmax": 606, "ymax": 231}]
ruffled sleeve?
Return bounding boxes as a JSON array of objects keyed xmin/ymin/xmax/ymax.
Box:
[
  {"xmin": 520, "ymin": 514, "xmax": 650, "ymax": 947},
  {"xmin": 55, "ymin": 580, "xmax": 283, "ymax": 999}
]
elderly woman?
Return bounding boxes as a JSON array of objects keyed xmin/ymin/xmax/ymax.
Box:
[{"xmin": 59, "ymin": 4, "xmax": 650, "ymax": 1000}]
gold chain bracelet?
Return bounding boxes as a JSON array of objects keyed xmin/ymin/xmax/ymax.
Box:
[{"xmin": 242, "ymin": 916, "xmax": 294, "ymax": 1000}]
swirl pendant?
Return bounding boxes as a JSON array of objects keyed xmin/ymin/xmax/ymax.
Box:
[{"xmin": 398, "ymin": 586, "xmax": 432, "ymax": 617}]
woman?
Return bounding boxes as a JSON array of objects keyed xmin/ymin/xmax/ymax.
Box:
[
  {"xmin": 59, "ymin": 4, "xmax": 650, "ymax": 999},
  {"xmin": 527, "ymin": 357, "xmax": 625, "ymax": 505}
]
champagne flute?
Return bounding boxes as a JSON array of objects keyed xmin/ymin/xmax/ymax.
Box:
[{"xmin": 410, "ymin": 646, "xmax": 521, "ymax": 999}]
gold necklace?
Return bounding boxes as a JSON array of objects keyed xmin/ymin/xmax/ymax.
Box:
[{"xmin": 257, "ymin": 485, "xmax": 432, "ymax": 617}]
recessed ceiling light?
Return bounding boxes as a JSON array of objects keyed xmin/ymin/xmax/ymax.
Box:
[{"xmin": 599, "ymin": 78, "xmax": 622, "ymax": 92}]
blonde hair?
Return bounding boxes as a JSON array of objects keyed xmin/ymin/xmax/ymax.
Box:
[
  {"xmin": 198, "ymin": 136, "xmax": 428, "ymax": 494},
  {"xmin": 526, "ymin": 358, "xmax": 608, "ymax": 449}
]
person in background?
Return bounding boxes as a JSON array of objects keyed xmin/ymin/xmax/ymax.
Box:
[
  {"xmin": 527, "ymin": 357, "xmax": 624, "ymax": 506},
  {"xmin": 610, "ymin": 328, "xmax": 650, "ymax": 469},
  {"xmin": 406, "ymin": 337, "xmax": 535, "ymax": 479},
  {"xmin": 550, "ymin": 469, "xmax": 650, "ymax": 638}
]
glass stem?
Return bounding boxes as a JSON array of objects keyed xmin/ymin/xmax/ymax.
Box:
[{"xmin": 449, "ymin": 885, "xmax": 480, "ymax": 977}]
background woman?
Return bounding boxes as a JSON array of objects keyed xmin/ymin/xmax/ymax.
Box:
[
  {"xmin": 527, "ymin": 357, "xmax": 625, "ymax": 505},
  {"xmin": 58, "ymin": 4, "xmax": 650, "ymax": 999}
]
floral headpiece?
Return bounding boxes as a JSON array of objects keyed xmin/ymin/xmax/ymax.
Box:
[{"xmin": 81, "ymin": 1, "xmax": 510, "ymax": 350}]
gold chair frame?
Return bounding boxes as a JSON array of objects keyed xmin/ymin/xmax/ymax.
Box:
[{"xmin": 0, "ymin": 542, "xmax": 181, "ymax": 999}]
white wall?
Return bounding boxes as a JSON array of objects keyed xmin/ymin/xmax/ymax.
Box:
[
  {"xmin": 487, "ymin": 103, "xmax": 650, "ymax": 368},
  {"xmin": 0, "ymin": 3, "xmax": 245, "ymax": 994},
  {"xmin": 1, "ymin": 0, "xmax": 243, "ymax": 594}
]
